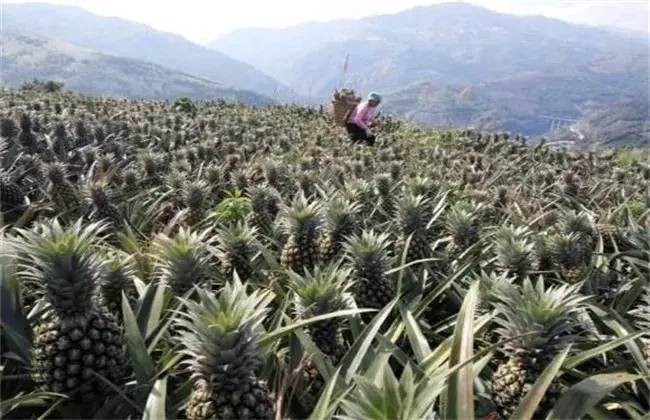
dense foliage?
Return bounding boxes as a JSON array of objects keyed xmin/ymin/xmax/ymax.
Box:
[{"xmin": 1, "ymin": 89, "xmax": 649, "ymax": 419}]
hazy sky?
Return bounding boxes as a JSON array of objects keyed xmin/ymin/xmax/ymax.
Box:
[{"xmin": 3, "ymin": 0, "xmax": 648, "ymax": 44}]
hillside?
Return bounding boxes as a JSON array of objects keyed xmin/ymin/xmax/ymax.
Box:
[
  {"xmin": 549, "ymin": 97, "xmax": 650, "ymax": 148},
  {"xmin": 1, "ymin": 88, "xmax": 649, "ymax": 420},
  {"xmin": 209, "ymin": 2, "xmax": 648, "ymax": 137},
  {"xmin": 1, "ymin": 2, "xmax": 302, "ymax": 103},
  {"xmin": 0, "ymin": 32, "xmax": 275, "ymax": 105}
]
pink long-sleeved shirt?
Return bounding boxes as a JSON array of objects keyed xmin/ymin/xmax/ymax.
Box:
[{"xmin": 348, "ymin": 101, "xmax": 376, "ymax": 131}]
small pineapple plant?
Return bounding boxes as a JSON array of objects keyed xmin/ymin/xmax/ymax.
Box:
[
  {"xmin": 14, "ymin": 219, "xmax": 126, "ymax": 410},
  {"xmin": 548, "ymin": 233, "xmax": 586, "ymax": 283},
  {"xmin": 279, "ymin": 193, "xmax": 322, "ymax": 273},
  {"xmin": 491, "ymin": 278, "xmax": 589, "ymax": 418},
  {"xmin": 176, "ymin": 278, "xmax": 276, "ymax": 420},
  {"xmin": 83, "ymin": 182, "xmax": 124, "ymax": 232}
]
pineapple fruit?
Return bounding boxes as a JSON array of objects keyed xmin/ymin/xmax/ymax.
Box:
[
  {"xmin": 344, "ymin": 230, "xmax": 395, "ymax": 311},
  {"xmin": 177, "ymin": 279, "xmax": 276, "ymax": 420},
  {"xmin": 150, "ymin": 228, "xmax": 216, "ymax": 295},
  {"xmin": 491, "ymin": 278, "xmax": 589, "ymax": 418},
  {"xmin": 318, "ymin": 195, "xmax": 360, "ymax": 263},
  {"xmin": 14, "ymin": 220, "xmax": 126, "ymax": 410},
  {"xmin": 280, "ymin": 194, "xmax": 322, "ymax": 273}
]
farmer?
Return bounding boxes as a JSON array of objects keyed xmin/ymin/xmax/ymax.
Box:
[{"xmin": 345, "ymin": 91, "xmax": 382, "ymax": 146}]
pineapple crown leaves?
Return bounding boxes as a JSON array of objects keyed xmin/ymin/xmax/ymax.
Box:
[
  {"xmin": 279, "ymin": 192, "xmax": 323, "ymax": 236},
  {"xmin": 339, "ymin": 363, "xmax": 435, "ymax": 420},
  {"xmin": 442, "ymin": 202, "xmax": 481, "ymax": 237},
  {"xmin": 492, "ymin": 277, "xmax": 590, "ymax": 352},
  {"xmin": 13, "ymin": 218, "xmax": 108, "ymax": 316},
  {"xmin": 343, "ymin": 230, "xmax": 393, "ymax": 277},
  {"xmin": 493, "ymin": 232, "xmax": 538, "ymax": 273},
  {"xmin": 288, "ymin": 263, "xmax": 355, "ymax": 318},
  {"xmin": 150, "ymin": 227, "xmax": 217, "ymax": 292},
  {"xmin": 560, "ymin": 210, "xmax": 596, "ymax": 239},
  {"xmin": 211, "ymin": 221, "xmax": 259, "ymax": 265},
  {"xmin": 396, "ymin": 193, "xmax": 431, "ymax": 235},
  {"xmin": 323, "ymin": 195, "xmax": 361, "ymax": 233},
  {"xmin": 174, "ymin": 275, "xmax": 274, "ymax": 382}
]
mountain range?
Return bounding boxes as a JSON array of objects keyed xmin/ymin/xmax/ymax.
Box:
[
  {"xmin": 1, "ymin": 1, "xmax": 647, "ymax": 145},
  {"xmin": 1, "ymin": 2, "xmax": 301, "ymax": 103},
  {"xmin": 209, "ymin": 2, "xmax": 648, "ymax": 137},
  {"xmin": 1, "ymin": 31, "xmax": 274, "ymax": 105}
]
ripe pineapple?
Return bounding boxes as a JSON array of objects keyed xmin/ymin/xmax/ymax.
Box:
[
  {"xmin": 491, "ymin": 278, "xmax": 589, "ymax": 418},
  {"xmin": 84, "ymin": 183, "xmax": 123, "ymax": 231},
  {"xmin": 443, "ymin": 202, "xmax": 481, "ymax": 262},
  {"xmin": 343, "ymin": 230, "xmax": 395, "ymax": 311},
  {"xmin": 177, "ymin": 279, "xmax": 276, "ymax": 420},
  {"xmin": 46, "ymin": 162, "xmax": 80, "ymax": 214},
  {"xmin": 246, "ymin": 185, "xmax": 278, "ymax": 236},
  {"xmin": 560, "ymin": 210, "xmax": 595, "ymax": 264},
  {"xmin": 374, "ymin": 173, "xmax": 396, "ymax": 216},
  {"xmin": 289, "ymin": 264, "xmax": 354, "ymax": 362},
  {"xmin": 184, "ymin": 180, "xmax": 210, "ymax": 227},
  {"xmin": 494, "ymin": 226, "xmax": 538, "ymax": 280},
  {"xmin": 96, "ymin": 252, "xmax": 138, "ymax": 323},
  {"xmin": 0, "ymin": 176, "xmax": 26, "ymax": 222},
  {"xmin": 279, "ymin": 194, "xmax": 322, "ymax": 273},
  {"xmin": 396, "ymin": 193, "xmax": 432, "ymax": 263},
  {"xmin": 213, "ymin": 222, "xmax": 259, "ymax": 282},
  {"xmin": 15, "ymin": 220, "xmax": 126, "ymax": 408},
  {"xmin": 549, "ymin": 233, "xmax": 585, "ymax": 283},
  {"xmin": 150, "ymin": 228, "xmax": 216, "ymax": 295},
  {"xmin": 318, "ymin": 196, "xmax": 361, "ymax": 263}
]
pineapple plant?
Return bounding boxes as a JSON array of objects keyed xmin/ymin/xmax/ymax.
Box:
[
  {"xmin": 318, "ymin": 195, "xmax": 361, "ymax": 263},
  {"xmin": 176, "ymin": 279, "xmax": 276, "ymax": 420},
  {"xmin": 246, "ymin": 185, "xmax": 278, "ymax": 237},
  {"xmin": 548, "ymin": 233, "xmax": 586, "ymax": 283},
  {"xmin": 289, "ymin": 263, "xmax": 354, "ymax": 362},
  {"xmin": 279, "ymin": 193, "xmax": 322, "ymax": 273},
  {"xmin": 213, "ymin": 222, "xmax": 259, "ymax": 283},
  {"xmin": 443, "ymin": 202, "xmax": 481, "ymax": 262},
  {"xmin": 184, "ymin": 180, "xmax": 210, "ymax": 227},
  {"xmin": 629, "ymin": 287, "xmax": 650, "ymax": 369},
  {"xmin": 14, "ymin": 220, "xmax": 126, "ymax": 409},
  {"xmin": 83, "ymin": 182, "xmax": 124, "ymax": 231},
  {"xmin": 395, "ymin": 193, "xmax": 432, "ymax": 263},
  {"xmin": 493, "ymin": 226, "xmax": 538, "ymax": 280},
  {"xmin": 491, "ymin": 278, "xmax": 589, "ymax": 418},
  {"xmin": 150, "ymin": 228, "xmax": 216, "ymax": 295},
  {"xmin": 96, "ymin": 251, "xmax": 138, "ymax": 323},
  {"xmin": 46, "ymin": 162, "xmax": 80, "ymax": 215}
]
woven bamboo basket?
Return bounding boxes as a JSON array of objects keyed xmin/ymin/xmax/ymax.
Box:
[
  {"xmin": 331, "ymin": 99, "xmax": 358, "ymax": 127},
  {"xmin": 330, "ymin": 88, "xmax": 362, "ymax": 127}
]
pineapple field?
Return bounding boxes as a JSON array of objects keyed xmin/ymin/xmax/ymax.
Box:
[{"xmin": 1, "ymin": 88, "xmax": 649, "ymax": 420}]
